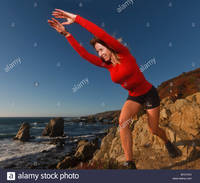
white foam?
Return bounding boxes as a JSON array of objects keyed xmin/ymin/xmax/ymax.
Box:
[
  {"xmin": 73, "ymin": 134, "xmax": 95, "ymax": 138},
  {"xmin": 32, "ymin": 127, "xmax": 44, "ymax": 130},
  {"xmin": 32, "ymin": 122, "xmax": 38, "ymax": 125},
  {"xmin": 0, "ymin": 139, "xmax": 56, "ymax": 162}
]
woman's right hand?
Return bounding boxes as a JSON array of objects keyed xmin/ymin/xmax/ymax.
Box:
[
  {"xmin": 52, "ymin": 9, "xmax": 77, "ymax": 25},
  {"xmin": 47, "ymin": 18, "xmax": 69, "ymax": 36}
]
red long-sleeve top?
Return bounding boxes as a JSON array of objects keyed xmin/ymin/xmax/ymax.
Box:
[{"xmin": 66, "ymin": 15, "xmax": 152, "ymax": 97}]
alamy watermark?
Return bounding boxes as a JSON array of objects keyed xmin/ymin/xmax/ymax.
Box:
[
  {"xmin": 117, "ymin": 116, "xmax": 133, "ymax": 132},
  {"xmin": 117, "ymin": 0, "xmax": 135, "ymax": 13},
  {"xmin": 72, "ymin": 78, "xmax": 89, "ymax": 93},
  {"xmin": 139, "ymin": 57, "xmax": 156, "ymax": 73},
  {"xmin": 4, "ymin": 57, "xmax": 22, "ymax": 72}
]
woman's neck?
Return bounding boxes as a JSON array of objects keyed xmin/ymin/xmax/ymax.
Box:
[{"xmin": 111, "ymin": 53, "xmax": 120, "ymax": 66}]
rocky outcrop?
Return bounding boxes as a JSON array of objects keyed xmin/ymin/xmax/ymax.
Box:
[
  {"xmin": 56, "ymin": 138, "xmax": 99, "ymax": 169},
  {"xmin": 88, "ymin": 92, "xmax": 200, "ymax": 169},
  {"xmin": 157, "ymin": 68, "xmax": 200, "ymax": 100},
  {"xmin": 74, "ymin": 139, "xmax": 98, "ymax": 161},
  {"xmin": 56, "ymin": 156, "xmax": 80, "ymax": 169},
  {"xmin": 49, "ymin": 137, "xmax": 66, "ymax": 149},
  {"xmin": 42, "ymin": 117, "xmax": 64, "ymax": 137},
  {"xmin": 70, "ymin": 110, "xmax": 121, "ymax": 124},
  {"xmin": 13, "ymin": 122, "xmax": 31, "ymax": 142}
]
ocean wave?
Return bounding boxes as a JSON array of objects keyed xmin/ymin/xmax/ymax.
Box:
[
  {"xmin": 0, "ymin": 133, "xmax": 15, "ymax": 139},
  {"xmin": 32, "ymin": 127, "xmax": 44, "ymax": 130},
  {"xmin": 0, "ymin": 139, "xmax": 56, "ymax": 162}
]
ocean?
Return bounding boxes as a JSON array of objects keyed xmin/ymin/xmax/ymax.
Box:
[{"xmin": 0, "ymin": 117, "xmax": 114, "ymax": 163}]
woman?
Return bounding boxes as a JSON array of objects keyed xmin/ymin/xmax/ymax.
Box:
[{"xmin": 48, "ymin": 9, "xmax": 181, "ymax": 169}]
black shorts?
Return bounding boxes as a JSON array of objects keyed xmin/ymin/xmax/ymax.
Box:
[{"xmin": 126, "ymin": 85, "xmax": 161, "ymax": 109}]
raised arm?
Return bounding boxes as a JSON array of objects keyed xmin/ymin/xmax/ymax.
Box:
[
  {"xmin": 74, "ymin": 15, "xmax": 130, "ymax": 54},
  {"xmin": 65, "ymin": 33, "xmax": 110, "ymax": 69},
  {"xmin": 52, "ymin": 9, "xmax": 129, "ymax": 54},
  {"xmin": 47, "ymin": 16, "xmax": 110, "ymax": 69}
]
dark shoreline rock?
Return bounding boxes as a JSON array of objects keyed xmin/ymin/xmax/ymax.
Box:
[
  {"xmin": 56, "ymin": 137, "xmax": 100, "ymax": 169},
  {"xmin": 66, "ymin": 110, "xmax": 121, "ymax": 124},
  {"xmin": 13, "ymin": 122, "xmax": 31, "ymax": 142},
  {"xmin": 42, "ymin": 117, "xmax": 64, "ymax": 137}
]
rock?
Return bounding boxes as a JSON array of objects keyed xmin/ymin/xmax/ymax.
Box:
[
  {"xmin": 160, "ymin": 108, "xmax": 171, "ymax": 121},
  {"xmin": 112, "ymin": 116, "xmax": 118, "ymax": 123},
  {"xmin": 174, "ymin": 99, "xmax": 188, "ymax": 111},
  {"xmin": 56, "ymin": 138, "xmax": 99, "ymax": 169},
  {"xmin": 88, "ymin": 92, "xmax": 200, "ymax": 169},
  {"xmin": 87, "ymin": 115, "xmax": 96, "ymax": 123},
  {"xmin": 76, "ymin": 140, "xmax": 88, "ymax": 149},
  {"xmin": 160, "ymin": 96, "xmax": 174, "ymax": 107},
  {"xmin": 3, "ymin": 164, "xmax": 16, "ymax": 169},
  {"xmin": 89, "ymin": 126, "xmax": 117, "ymax": 165},
  {"xmin": 79, "ymin": 117, "xmax": 88, "ymax": 122},
  {"xmin": 42, "ymin": 117, "xmax": 64, "ymax": 137},
  {"xmin": 49, "ymin": 138, "xmax": 66, "ymax": 146},
  {"xmin": 49, "ymin": 138, "xmax": 66, "ymax": 149},
  {"xmin": 186, "ymin": 92, "xmax": 200, "ymax": 105},
  {"xmin": 74, "ymin": 138, "xmax": 98, "ymax": 162},
  {"xmin": 98, "ymin": 116, "xmax": 104, "ymax": 122},
  {"xmin": 13, "ymin": 122, "xmax": 31, "ymax": 142},
  {"xmin": 56, "ymin": 156, "xmax": 80, "ymax": 169},
  {"xmin": 79, "ymin": 116, "xmax": 97, "ymax": 123}
]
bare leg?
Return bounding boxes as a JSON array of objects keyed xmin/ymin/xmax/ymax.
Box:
[
  {"xmin": 119, "ymin": 100, "xmax": 142, "ymax": 161},
  {"xmin": 146, "ymin": 106, "xmax": 169, "ymax": 143}
]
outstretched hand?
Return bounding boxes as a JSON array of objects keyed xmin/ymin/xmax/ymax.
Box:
[
  {"xmin": 52, "ymin": 8, "xmax": 77, "ymax": 25},
  {"xmin": 47, "ymin": 17, "xmax": 68, "ymax": 35}
]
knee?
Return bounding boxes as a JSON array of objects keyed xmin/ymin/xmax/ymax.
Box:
[{"xmin": 119, "ymin": 117, "xmax": 132, "ymax": 129}]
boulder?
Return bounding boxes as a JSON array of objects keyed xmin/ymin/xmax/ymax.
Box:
[
  {"xmin": 13, "ymin": 122, "xmax": 31, "ymax": 142},
  {"xmin": 42, "ymin": 117, "xmax": 64, "ymax": 137},
  {"xmin": 74, "ymin": 138, "xmax": 98, "ymax": 162},
  {"xmin": 56, "ymin": 156, "xmax": 80, "ymax": 169}
]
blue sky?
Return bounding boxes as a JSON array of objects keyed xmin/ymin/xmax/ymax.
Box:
[{"xmin": 0, "ymin": 0, "xmax": 199, "ymax": 117}]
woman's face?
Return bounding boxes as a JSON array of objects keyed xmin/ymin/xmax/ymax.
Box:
[{"xmin": 94, "ymin": 43, "xmax": 112, "ymax": 62}]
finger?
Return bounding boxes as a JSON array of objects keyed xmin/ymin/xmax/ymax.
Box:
[
  {"xmin": 52, "ymin": 12, "xmax": 63, "ymax": 16},
  {"xmin": 52, "ymin": 11, "xmax": 63, "ymax": 14},
  {"xmin": 49, "ymin": 22, "xmax": 58, "ymax": 28},
  {"xmin": 49, "ymin": 23, "xmax": 56, "ymax": 28},
  {"xmin": 54, "ymin": 8, "xmax": 65, "ymax": 13},
  {"xmin": 52, "ymin": 14, "xmax": 66, "ymax": 19},
  {"xmin": 55, "ymin": 9, "xmax": 69, "ymax": 16},
  {"xmin": 48, "ymin": 20, "xmax": 57, "ymax": 25},
  {"xmin": 51, "ymin": 19, "xmax": 60, "ymax": 26},
  {"xmin": 50, "ymin": 21, "xmax": 63, "ymax": 30},
  {"xmin": 52, "ymin": 12, "xmax": 64, "ymax": 16},
  {"xmin": 48, "ymin": 20, "xmax": 54, "ymax": 24},
  {"xmin": 47, "ymin": 21, "xmax": 54, "ymax": 25},
  {"xmin": 61, "ymin": 22, "xmax": 71, "ymax": 25},
  {"xmin": 52, "ymin": 18, "xmax": 60, "ymax": 24},
  {"xmin": 49, "ymin": 22, "xmax": 56, "ymax": 27},
  {"xmin": 49, "ymin": 24, "xmax": 56, "ymax": 30},
  {"xmin": 48, "ymin": 19, "xmax": 57, "ymax": 24},
  {"xmin": 53, "ymin": 10, "xmax": 64, "ymax": 15}
]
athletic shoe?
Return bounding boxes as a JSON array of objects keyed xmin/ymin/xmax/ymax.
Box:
[
  {"xmin": 165, "ymin": 141, "xmax": 181, "ymax": 158},
  {"xmin": 121, "ymin": 160, "xmax": 137, "ymax": 169}
]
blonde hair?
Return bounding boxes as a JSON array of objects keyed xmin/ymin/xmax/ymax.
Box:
[{"xmin": 90, "ymin": 36, "xmax": 121, "ymax": 65}]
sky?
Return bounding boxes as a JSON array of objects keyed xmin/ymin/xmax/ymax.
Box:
[{"xmin": 0, "ymin": 0, "xmax": 200, "ymax": 117}]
